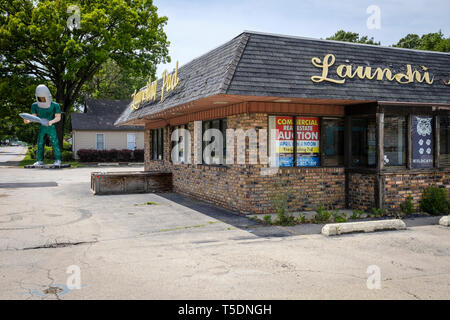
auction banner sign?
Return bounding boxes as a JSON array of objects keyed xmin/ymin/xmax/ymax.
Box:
[
  {"xmin": 412, "ymin": 116, "xmax": 433, "ymax": 169},
  {"xmin": 275, "ymin": 116, "xmax": 294, "ymax": 167},
  {"xmin": 296, "ymin": 117, "xmax": 320, "ymax": 167}
]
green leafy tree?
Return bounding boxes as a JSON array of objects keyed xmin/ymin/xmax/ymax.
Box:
[
  {"xmin": 0, "ymin": 73, "xmax": 40, "ymax": 143},
  {"xmin": 394, "ymin": 34, "xmax": 421, "ymax": 49},
  {"xmin": 394, "ymin": 31, "xmax": 450, "ymax": 52},
  {"xmin": 0, "ymin": 0, "xmax": 170, "ymax": 148},
  {"xmin": 79, "ymin": 58, "xmax": 147, "ymax": 101},
  {"xmin": 326, "ymin": 30, "xmax": 380, "ymax": 45}
]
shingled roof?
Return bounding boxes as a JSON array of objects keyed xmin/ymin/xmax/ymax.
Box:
[
  {"xmin": 116, "ymin": 31, "xmax": 450, "ymax": 126},
  {"xmin": 72, "ymin": 99, "xmax": 144, "ymax": 131}
]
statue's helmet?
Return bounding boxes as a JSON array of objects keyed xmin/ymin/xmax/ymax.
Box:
[{"xmin": 35, "ymin": 84, "xmax": 52, "ymax": 109}]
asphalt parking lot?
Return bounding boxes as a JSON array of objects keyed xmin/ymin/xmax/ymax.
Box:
[{"xmin": 0, "ymin": 164, "xmax": 449, "ymax": 299}]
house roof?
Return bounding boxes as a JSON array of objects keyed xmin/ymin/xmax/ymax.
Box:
[
  {"xmin": 72, "ymin": 99, "xmax": 144, "ymax": 131},
  {"xmin": 115, "ymin": 31, "xmax": 450, "ymax": 126}
]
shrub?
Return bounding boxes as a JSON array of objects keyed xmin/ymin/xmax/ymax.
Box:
[
  {"xmin": 117, "ymin": 149, "xmax": 132, "ymax": 162},
  {"xmin": 63, "ymin": 141, "xmax": 72, "ymax": 151},
  {"xmin": 133, "ymin": 149, "xmax": 144, "ymax": 162},
  {"xmin": 44, "ymin": 146, "xmax": 53, "ymax": 159},
  {"xmin": 400, "ymin": 194, "xmax": 415, "ymax": 215},
  {"xmin": 263, "ymin": 215, "xmax": 272, "ymax": 225},
  {"xmin": 62, "ymin": 151, "xmax": 73, "ymax": 162},
  {"xmin": 420, "ymin": 186, "xmax": 449, "ymax": 215},
  {"xmin": 332, "ymin": 210, "xmax": 347, "ymax": 223},
  {"xmin": 268, "ymin": 180, "xmax": 296, "ymax": 226},
  {"xmin": 298, "ymin": 214, "xmax": 307, "ymax": 224},
  {"xmin": 314, "ymin": 206, "xmax": 332, "ymax": 223},
  {"xmin": 77, "ymin": 149, "xmax": 97, "ymax": 162},
  {"xmin": 371, "ymin": 208, "xmax": 386, "ymax": 217},
  {"xmin": 77, "ymin": 149, "xmax": 143, "ymax": 162}
]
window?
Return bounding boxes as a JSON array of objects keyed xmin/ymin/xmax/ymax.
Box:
[
  {"xmin": 412, "ymin": 115, "xmax": 434, "ymax": 169},
  {"xmin": 440, "ymin": 115, "xmax": 450, "ymax": 167},
  {"xmin": 269, "ymin": 116, "xmax": 344, "ymax": 167},
  {"xmin": 322, "ymin": 118, "xmax": 344, "ymax": 166},
  {"xmin": 351, "ymin": 117, "xmax": 376, "ymax": 167},
  {"xmin": 269, "ymin": 116, "xmax": 294, "ymax": 167},
  {"xmin": 171, "ymin": 125, "xmax": 188, "ymax": 163},
  {"xmin": 127, "ymin": 133, "xmax": 136, "ymax": 150},
  {"xmin": 296, "ymin": 117, "xmax": 320, "ymax": 167},
  {"xmin": 202, "ymin": 119, "xmax": 227, "ymax": 164},
  {"xmin": 151, "ymin": 128, "xmax": 164, "ymax": 160},
  {"xmin": 96, "ymin": 133, "xmax": 104, "ymax": 150},
  {"xmin": 384, "ymin": 116, "xmax": 407, "ymax": 166}
]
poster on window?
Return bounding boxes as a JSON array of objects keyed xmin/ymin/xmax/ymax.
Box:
[
  {"xmin": 275, "ymin": 116, "xmax": 294, "ymax": 167},
  {"xmin": 296, "ymin": 117, "xmax": 320, "ymax": 167},
  {"xmin": 412, "ymin": 116, "xmax": 433, "ymax": 169}
]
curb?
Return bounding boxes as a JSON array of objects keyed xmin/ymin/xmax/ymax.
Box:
[
  {"xmin": 322, "ymin": 219, "xmax": 406, "ymax": 236},
  {"xmin": 439, "ymin": 215, "xmax": 450, "ymax": 226}
]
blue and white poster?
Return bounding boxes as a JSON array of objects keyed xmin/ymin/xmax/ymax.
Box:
[
  {"xmin": 297, "ymin": 156, "xmax": 320, "ymax": 167},
  {"xmin": 412, "ymin": 116, "xmax": 433, "ymax": 169}
]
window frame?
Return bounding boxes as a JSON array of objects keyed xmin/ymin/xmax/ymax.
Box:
[
  {"xmin": 268, "ymin": 114, "xmax": 345, "ymax": 168},
  {"xmin": 383, "ymin": 115, "xmax": 407, "ymax": 168},
  {"xmin": 440, "ymin": 115, "xmax": 450, "ymax": 168},
  {"xmin": 200, "ymin": 118, "xmax": 227, "ymax": 166},
  {"xmin": 127, "ymin": 133, "xmax": 136, "ymax": 151},
  {"xmin": 96, "ymin": 133, "xmax": 105, "ymax": 151},
  {"xmin": 151, "ymin": 128, "xmax": 164, "ymax": 161}
]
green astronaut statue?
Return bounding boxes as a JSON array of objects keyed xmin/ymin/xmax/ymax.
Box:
[{"xmin": 23, "ymin": 85, "xmax": 62, "ymax": 166}]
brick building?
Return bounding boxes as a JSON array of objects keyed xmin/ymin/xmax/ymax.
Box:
[{"xmin": 115, "ymin": 31, "xmax": 450, "ymax": 214}]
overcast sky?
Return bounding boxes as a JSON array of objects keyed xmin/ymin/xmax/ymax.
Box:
[{"xmin": 154, "ymin": 0, "xmax": 449, "ymax": 75}]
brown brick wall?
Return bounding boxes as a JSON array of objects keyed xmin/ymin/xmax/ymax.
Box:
[
  {"xmin": 348, "ymin": 173, "xmax": 376, "ymax": 211},
  {"xmin": 144, "ymin": 113, "xmax": 346, "ymax": 214},
  {"xmin": 384, "ymin": 170, "xmax": 450, "ymax": 211},
  {"xmin": 143, "ymin": 113, "xmax": 450, "ymax": 214}
]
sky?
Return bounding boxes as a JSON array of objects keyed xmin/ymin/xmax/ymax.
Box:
[{"xmin": 153, "ymin": 0, "xmax": 450, "ymax": 75}]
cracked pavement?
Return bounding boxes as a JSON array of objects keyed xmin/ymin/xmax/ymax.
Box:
[{"xmin": 0, "ymin": 165, "xmax": 449, "ymax": 299}]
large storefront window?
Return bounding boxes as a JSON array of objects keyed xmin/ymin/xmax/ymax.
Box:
[
  {"xmin": 152, "ymin": 128, "xmax": 164, "ymax": 160},
  {"xmin": 171, "ymin": 124, "xmax": 188, "ymax": 163},
  {"xmin": 384, "ymin": 116, "xmax": 407, "ymax": 166},
  {"xmin": 322, "ymin": 118, "xmax": 344, "ymax": 166},
  {"xmin": 351, "ymin": 117, "xmax": 376, "ymax": 168},
  {"xmin": 269, "ymin": 115, "xmax": 344, "ymax": 167},
  {"xmin": 296, "ymin": 117, "xmax": 320, "ymax": 167},
  {"xmin": 440, "ymin": 115, "xmax": 450, "ymax": 167},
  {"xmin": 269, "ymin": 116, "xmax": 294, "ymax": 167},
  {"xmin": 202, "ymin": 118, "xmax": 227, "ymax": 164}
]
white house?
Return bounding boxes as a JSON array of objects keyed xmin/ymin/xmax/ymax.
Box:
[{"xmin": 71, "ymin": 99, "xmax": 144, "ymax": 159}]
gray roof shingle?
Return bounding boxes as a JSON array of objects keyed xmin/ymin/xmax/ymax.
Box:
[
  {"xmin": 116, "ymin": 31, "xmax": 450, "ymax": 125},
  {"xmin": 72, "ymin": 99, "xmax": 144, "ymax": 131}
]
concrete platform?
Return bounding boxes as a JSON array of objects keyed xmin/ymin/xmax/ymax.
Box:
[
  {"xmin": 439, "ymin": 215, "xmax": 450, "ymax": 226},
  {"xmin": 322, "ymin": 219, "xmax": 407, "ymax": 236},
  {"xmin": 91, "ymin": 171, "xmax": 172, "ymax": 195},
  {"xmin": 24, "ymin": 164, "xmax": 71, "ymax": 169}
]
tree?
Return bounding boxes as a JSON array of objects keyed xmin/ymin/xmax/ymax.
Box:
[
  {"xmin": 0, "ymin": 73, "xmax": 40, "ymax": 143},
  {"xmin": 393, "ymin": 34, "xmax": 421, "ymax": 49},
  {"xmin": 394, "ymin": 31, "xmax": 450, "ymax": 52},
  {"xmin": 326, "ymin": 30, "xmax": 380, "ymax": 45},
  {"xmin": 0, "ymin": 0, "xmax": 170, "ymax": 148},
  {"xmin": 79, "ymin": 58, "xmax": 147, "ymax": 101}
]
